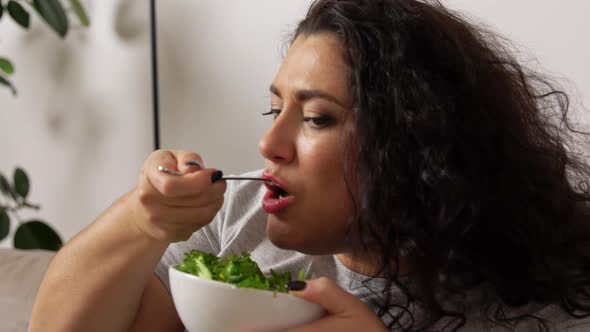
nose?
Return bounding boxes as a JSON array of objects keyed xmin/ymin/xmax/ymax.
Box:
[{"xmin": 258, "ymin": 111, "xmax": 296, "ymax": 165}]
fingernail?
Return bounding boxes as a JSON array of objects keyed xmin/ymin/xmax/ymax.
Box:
[
  {"xmin": 210, "ymin": 170, "xmax": 223, "ymax": 183},
  {"xmin": 186, "ymin": 160, "xmax": 203, "ymax": 169},
  {"xmin": 287, "ymin": 280, "xmax": 307, "ymax": 291}
]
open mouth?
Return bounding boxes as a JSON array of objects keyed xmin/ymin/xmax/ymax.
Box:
[
  {"xmin": 261, "ymin": 175, "xmax": 295, "ymax": 213},
  {"xmin": 266, "ymin": 181, "xmax": 289, "ymax": 198}
]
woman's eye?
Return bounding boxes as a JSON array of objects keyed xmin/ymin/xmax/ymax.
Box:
[
  {"xmin": 303, "ymin": 116, "xmax": 332, "ymax": 128},
  {"xmin": 261, "ymin": 109, "xmax": 281, "ymax": 120}
]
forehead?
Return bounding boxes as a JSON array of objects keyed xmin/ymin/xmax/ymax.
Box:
[{"xmin": 272, "ymin": 33, "xmax": 352, "ymax": 105}]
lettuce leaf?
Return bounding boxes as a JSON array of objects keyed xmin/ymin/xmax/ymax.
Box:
[{"xmin": 176, "ymin": 250, "xmax": 305, "ymax": 293}]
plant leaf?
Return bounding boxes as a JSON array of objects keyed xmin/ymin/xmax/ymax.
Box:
[
  {"xmin": 0, "ymin": 208, "xmax": 9, "ymax": 241},
  {"xmin": 68, "ymin": 0, "xmax": 89, "ymax": 27},
  {"xmin": 13, "ymin": 167, "xmax": 30, "ymax": 199},
  {"xmin": 7, "ymin": 0, "xmax": 30, "ymax": 29},
  {"xmin": 0, "ymin": 173, "xmax": 12, "ymax": 196},
  {"xmin": 1, "ymin": 170, "xmax": 19, "ymax": 201},
  {"xmin": 0, "ymin": 58, "xmax": 15, "ymax": 75},
  {"xmin": 14, "ymin": 220, "xmax": 62, "ymax": 251},
  {"xmin": 33, "ymin": 0, "xmax": 68, "ymax": 38},
  {"xmin": 0, "ymin": 75, "xmax": 17, "ymax": 95}
]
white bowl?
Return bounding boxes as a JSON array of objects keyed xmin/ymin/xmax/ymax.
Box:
[{"xmin": 169, "ymin": 266, "xmax": 325, "ymax": 332}]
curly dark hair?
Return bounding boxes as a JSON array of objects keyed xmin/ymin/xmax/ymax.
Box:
[{"xmin": 293, "ymin": 0, "xmax": 590, "ymax": 331}]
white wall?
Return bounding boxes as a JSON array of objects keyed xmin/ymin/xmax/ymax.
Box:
[
  {"xmin": 0, "ymin": 0, "xmax": 588, "ymax": 246},
  {"xmin": 156, "ymin": 0, "xmax": 313, "ymax": 171},
  {"xmin": 446, "ymin": 0, "xmax": 590, "ymax": 123},
  {"xmin": 0, "ymin": 0, "xmax": 153, "ymax": 245}
]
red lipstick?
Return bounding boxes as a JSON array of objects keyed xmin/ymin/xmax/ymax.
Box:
[{"xmin": 261, "ymin": 173, "xmax": 294, "ymax": 214}]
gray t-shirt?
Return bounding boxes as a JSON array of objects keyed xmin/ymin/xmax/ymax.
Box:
[{"xmin": 155, "ymin": 170, "xmax": 590, "ymax": 331}]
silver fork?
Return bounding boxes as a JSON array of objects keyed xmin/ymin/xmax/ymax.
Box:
[{"xmin": 157, "ymin": 165, "xmax": 281, "ymax": 188}]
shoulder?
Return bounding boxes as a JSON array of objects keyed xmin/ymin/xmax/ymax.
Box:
[
  {"xmin": 455, "ymin": 304, "xmax": 590, "ymax": 331},
  {"xmin": 542, "ymin": 305, "xmax": 590, "ymax": 332},
  {"xmin": 213, "ymin": 169, "xmax": 270, "ymax": 253},
  {"xmin": 155, "ymin": 169, "xmax": 269, "ymax": 289},
  {"xmin": 218, "ymin": 169, "xmax": 267, "ymax": 238},
  {"xmin": 223, "ymin": 169, "xmax": 267, "ymax": 216}
]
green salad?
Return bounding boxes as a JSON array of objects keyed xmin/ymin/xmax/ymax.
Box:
[{"xmin": 176, "ymin": 250, "xmax": 306, "ymax": 293}]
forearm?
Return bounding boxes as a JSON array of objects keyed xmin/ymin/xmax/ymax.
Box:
[{"xmin": 29, "ymin": 191, "xmax": 169, "ymax": 332}]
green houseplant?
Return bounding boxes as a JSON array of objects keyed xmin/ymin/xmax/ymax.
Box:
[
  {"xmin": 0, "ymin": 168, "xmax": 63, "ymax": 250},
  {"xmin": 0, "ymin": 0, "xmax": 89, "ymax": 250}
]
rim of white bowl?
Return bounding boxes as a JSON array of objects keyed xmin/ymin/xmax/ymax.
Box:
[{"xmin": 169, "ymin": 265, "xmax": 296, "ymax": 297}]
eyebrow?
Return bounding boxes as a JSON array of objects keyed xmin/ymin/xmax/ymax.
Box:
[{"xmin": 269, "ymin": 84, "xmax": 346, "ymax": 108}]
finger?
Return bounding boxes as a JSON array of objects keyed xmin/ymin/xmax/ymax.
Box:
[
  {"xmin": 159, "ymin": 181, "xmax": 227, "ymax": 208},
  {"xmin": 170, "ymin": 150, "xmax": 205, "ymax": 173},
  {"xmin": 285, "ymin": 315, "xmax": 352, "ymax": 332},
  {"xmin": 287, "ymin": 277, "xmax": 361, "ymax": 315},
  {"xmin": 148, "ymin": 150, "xmax": 181, "ymax": 173},
  {"xmin": 142, "ymin": 199, "xmax": 225, "ymax": 241},
  {"xmin": 152, "ymin": 198, "xmax": 224, "ymax": 226},
  {"xmin": 144, "ymin": 151, "xmax": 222, "ymax": 198},
  {"xmin": 147, "ymin": 150, "xmax": 204, "ymax": 174},
  {"xmin": 151, "ymin": 168, "xmax": 223, "ymax": 198}
]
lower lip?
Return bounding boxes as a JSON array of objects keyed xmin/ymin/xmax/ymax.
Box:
[{"xmin": 262, "ymin": 190, "xmax": 295, "ymax": 213}]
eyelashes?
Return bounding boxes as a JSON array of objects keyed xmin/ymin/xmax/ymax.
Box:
[
  {"xmin": 303, "ymin": 116, "xmax": 332, "ymax": 127},
  {"xmin": 261, "ymin": 109, "xmax": 280, "ymax": 119},
  {"xmin": 262, "ymin": 109, "xmax": 333, "ymax": 129}
]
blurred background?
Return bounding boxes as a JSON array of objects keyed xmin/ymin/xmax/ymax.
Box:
[{"xmin": 0, "ymin": 0, "xmax": 588, "ymax": 245}]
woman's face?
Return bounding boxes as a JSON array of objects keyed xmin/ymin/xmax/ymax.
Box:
[{"xmin": 258, "ymin": 33, "xmax": 355, "ymax": 255}]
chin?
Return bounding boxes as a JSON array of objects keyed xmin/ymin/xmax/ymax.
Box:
[
  {"xmin": 265, "ymin": 215, "xmax": 348, "ymax": 255},
  {"xmin": 266, "ymin": 218, "xmax": 300, "ymax": 250},
  {"xmin": 268, "ymin": 236, "xmax": 334, "ymax": 255},
  {"xmin": 267, "ymin": 227, "xmax": 343, "ymax": 256}
]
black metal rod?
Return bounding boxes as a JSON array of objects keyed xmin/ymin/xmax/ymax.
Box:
[{"xmin": 150, "ymin": 0, "xmax": 160, "ymax": 150}]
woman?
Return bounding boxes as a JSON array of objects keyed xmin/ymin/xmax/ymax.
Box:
[{"xmin": 31, "ymin": 0, "xmax": 590, "ymax": 331}]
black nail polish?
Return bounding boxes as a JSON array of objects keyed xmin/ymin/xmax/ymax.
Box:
[
  {"xmin": 287, "ymin": 280, "xmax": 307, "ymax": 291},
  {"xmin": 210, "ymin": 170, "xmax": 223, "ymax": 183},
  {"xmin": 186, "ymin": 160, "xmax": 203, "ymax": 169}
]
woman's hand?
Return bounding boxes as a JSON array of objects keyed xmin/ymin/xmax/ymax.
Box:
[
  {"xmin": 286, "ymin": 277, "xmax": 388, "ymax": 332},
  {"xmin": 129, "ymin": 149, "xmax": 226, "ymax": 243}
]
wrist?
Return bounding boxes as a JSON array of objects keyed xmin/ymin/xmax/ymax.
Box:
[{"xmin": 118, "ymin": 189, "xmax": 172, "ymax": 247}]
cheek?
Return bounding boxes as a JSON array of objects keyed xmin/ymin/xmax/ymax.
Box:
[
  {"xmin": 298, "ymin": 135, "xmax": 344, "ymax": 183},
  {"xmin": 300, "ymin": 136, "xmax": 354, "ymax": 230}
]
